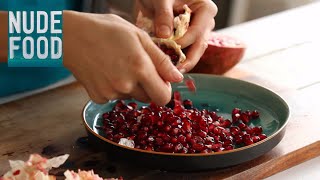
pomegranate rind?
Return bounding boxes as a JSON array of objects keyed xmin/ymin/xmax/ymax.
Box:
[{"xmin": 191, "ymin": 32, "xmax": 246, "ymax": 74}]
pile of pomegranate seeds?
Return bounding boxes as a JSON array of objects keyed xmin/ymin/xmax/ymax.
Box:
[
  {"xmin": 158, "ymin": 44, "xmax": 180, "ymax": 65},
  {"xmin": 100, "ymin": 92, "xmax": 267, "ymax": 154}
]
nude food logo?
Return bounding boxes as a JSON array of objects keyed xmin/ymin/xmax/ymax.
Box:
[{"xmin": 8, "ymin": 11, "xmax": 63, "ymax": 67}]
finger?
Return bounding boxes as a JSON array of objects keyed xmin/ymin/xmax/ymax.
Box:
[
  {"xmin": 177, "ymin": 37, "xmax": 208, "ymax": 73},
  {"xmin": 134, "ymin": 52, "xmax": 172, "ymax": 106},
  {"xmin": 140, "ymin": 72, "xmax": 172, "ymax": 106},
  {"xmin": 176, "ymin": 6, "xmax": 216, "ymax": 48},
  {"xmin": 139, "ymin": 32, "xmax": 183, "ymax": 83},
  {"xmin": 131, "ymin": 84, "xmax": 151, "ymax": 103},
  {"xmin": 135, "ymin": 0, "xmax": 154, "ymax": 18},
  {"xmin": 85, "ymin": 85, "xmax": 109, "ymax": 104},
  {"xmin": 153, "ymin": 0, "xmax": 174, "ymax": 38}
]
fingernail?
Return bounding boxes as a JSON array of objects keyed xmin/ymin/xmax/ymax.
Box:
[
  {"xmin": 171, "ymin": 68, "xmax": 183, "ymax": 82},
  {"xmin": 157, "ymin": 25, "xmax": 171, "ymax": 37},
  {"xmin": 179, "ymin": 68, "xmax": 186, "ymax": 74}
]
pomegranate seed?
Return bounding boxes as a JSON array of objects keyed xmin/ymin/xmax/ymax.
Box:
[
  {"xmin": 128, "ymin": 102, "xmax": 138, "ymax": 110},
  {"xmin": 178, "ymin": 135, "xmax": 187, "ymax": 144},
  {"xmin": 238, "ymin": 122, "xmax": 247, "ymax": 130},
  {"xmin": 251, "ymin": 110, "xmax": 260, "ymax": 119},
  {"xmin": 198, "ymin": 130, "xmax": 207, "ymax": 138},
  {"xmin": 155, "ymin": 138, "xmax": 164, "ymax": 146},
  {"xmin": 185, "ymin": 79, "xmax": 196, "ymax": 92},
  {"xmin": 222, "ymin": 119, "xmax": 232, "ymax": 127},
  {"xmin": 230, "ymin": 126, "xmax": 240, "ymax": 136},
  {"xmin": 244, "ymin": 138, "xmax": 254, "ymax": 146},
  {"xmin": 252, "ymin": 136, "xmax": 260, "ymax": 143},
  {"xmin": 232, "ymin": 113, "xmax": 241, "ymax": 122},
  {"xmin": 183, "ymin": 99, "xmax": 193, "ymax": 109},
  {"xmin": 192, "ymin": 143, "xmax": 205, "ymax": 152},
  {"xmin": 224, "ymin": 145, "xmax": 234, "ymax": 151},
  {"xmin": 170, "ymin": 137, "xmax": 178, "ymax": 144},
  {"xmin": 13, "ymin": 170, "xmax": 20, "ymax": 176},
  {"xmin": 240, "ymin": 112, "xmax": 250, "ymax": 124},
  {"xmin": 234, "ymin": 135, "xmax": 243, "ymax": 144},
  {"xmin": 162, "ymin": 143, "xmax": 174, "ymax": 152},
  {"xmin": 174, "ymin": 143, "xmax": 183, "ymax": 152},
  {"xmin": 232, "ymin": 108, "xmax": 241, "ymax": 115},
  {"xmin": 259, "ymin": 134, "xmax": 267, "ymax": 140},
  {"xmin": 253, "ymin": 126, "xmax": 263, "ymax": 135},
  {"xmin": 146, "ymin": 146, "xmax": 154, "ymax": 151}
]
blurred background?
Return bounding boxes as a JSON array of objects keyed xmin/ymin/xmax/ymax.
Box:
[{"xmin": 82, "ymin": 0, "xmax": 320, "ymax": 30}]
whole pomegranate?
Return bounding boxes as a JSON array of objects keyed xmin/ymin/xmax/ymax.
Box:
[{"xmin": 191, "ymin": 32, "xmax": 246, "ymax": 74}]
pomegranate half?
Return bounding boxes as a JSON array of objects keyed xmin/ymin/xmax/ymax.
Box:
[{"xmin": 191, "ymin": 32, "xmax": 246, "ymax": 74}]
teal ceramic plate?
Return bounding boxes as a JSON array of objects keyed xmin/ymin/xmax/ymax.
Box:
[{"xmin": 82, "ymin": 74, "xmax": 290, "ymax": 171}]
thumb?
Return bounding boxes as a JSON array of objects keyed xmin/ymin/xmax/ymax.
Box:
[
  {"xmin": 139, "ymin": 32, "xmax": 183, "ymax": 83},
  {"xmin": 153, "ymin": 0, "xmax": 174, "ymax": 38}
]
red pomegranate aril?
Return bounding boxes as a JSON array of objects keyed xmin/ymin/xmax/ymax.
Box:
[
  {"xmin": 146, "ymin": 146, "xmax": 154, "ymax": 151},
  {"xmin": 102, "ymin": 92, "xmax": 266, "ymax": 154},
  {"xmin": 222, "ymin": 119, "xmax": 232, "ymax": 128},
  {"xmin": 192, "ymin": 143, "xmax": 205, "ymax": 152},
  {"xmin": 245, "ymin": 127, "xmax": 254, "ymax": 135},
  {"xmin": 232, "ymin": 113, "xmax": 241, "ymax": 122},
  {"xmin": 182, "ymin": 121, "xmax": 192, "ymax": 132},
  {"xmin": 163, "ymin": 134, "xmax": 171, "ymax": 142},
  {"xmin": 230, "ymin": 126, "xmax": 240, "ymax": 136},
  {"xmin": 251, "ymin": 110, "xmax": 260, "ymax": 119},
  {"xmin": 198, "ymin": 130, "xmax": 207, "ymax": 138},
  {"xmin": 178, "ymin": 135, "xmax": 187, "ymax": 144},
  {"xmin": 13, "ymin": 170, "xmax": 20, "ymax": 176},
  {"xmin": 162, "ymin": 143, "xmax": 174, "ymax": 152},
  {"xmin": 252, "ymin": 136, "xmax": 260, "ymax": 143},
  {"xmin": 223, "ymin": 139, "xmax": 233, "ymax": 146},
  {"xmin": 238, "ymin": 122, "xmax": 247, "ymax": 130},
  {"xmin": 174, "ymin": 143, "xmax": 183, "ymax": 152},
  {"xmin": 213, "ymin": 127, "xmax": 225, "ymax": 135},
  {"xmin": 224, "ymin": 145, "xmax": 234, "ymax": 151},
  {"xmin": 171, "ymin": 137, "xmax": 178, "ymax": 144},
  {"xmin": 181, "ymin": 147, "xmax": 188, "ymax": 153},
  {"xmin": 234, "ymin": 135, "xmax": 243, "ymax": 144},
  {"xmin": 185, "ymin": 79, "xmax": 196, "ymax": 92},
  {"xmin": 185, "ymin": 133, "xmax": 192, "ymax": 142},
  {"xmin": 232, "ymin": 108, "xmax": 241, "ymax": 115},
  {"xmin": 253, "ymin": 126, "xmax": 263, "ymax": 135},
  {"xmin": 128, "ymin": 102, "xmax": 138, "ymax": 110},
  {"xmin": 155, "ymin": 138, "xmax": 164, "ymax": 146},
  {"xmin": 244, "ymin": 138, "xmax": 254, "ymax": 146},
  {"xmin": 139, "ymin": 140, "xmax": 147, "ymax": 145},
  {"xmin": 183, "ymin": 99, "xmax": 193, "ymax": 109},
  {"xmin": 171, "ymin": 128, "xmax": 181, "ymax": 136},
  {"xmin": 164, "ymin": 125, "xmax": 172, "ymax": 132},
  {"xmin": 240, "ymin": 112, "xmax": 250, "ymax": 124},
  {"xmin": 259, "ymin": 134, "xmax": 267, "ymax": 140},
  {"xmin": 201, "ymin": 149, "xmax": 211, "ymax": 153}
]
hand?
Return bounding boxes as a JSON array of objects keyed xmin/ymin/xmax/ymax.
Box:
[
  {"xmin": 136, "ymin": 0, "xmax": 218, "ymax": 73},
  {"xmin": 63, "ymin": 11, "xmax": 183, "ymax": 105}
]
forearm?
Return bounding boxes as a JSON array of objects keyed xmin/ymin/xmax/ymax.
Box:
[{"xmin": 0, "ymin": 11, "xmax": 8, "ymax": 62}]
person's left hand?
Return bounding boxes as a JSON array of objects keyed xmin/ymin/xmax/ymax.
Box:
[{"xmin": 135, "ymin": 0, "xmax": 218, "ymax": 73}]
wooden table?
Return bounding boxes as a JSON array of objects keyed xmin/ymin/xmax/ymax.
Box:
[{"xmin": 1, "ymin": 2, "xmax": 320, "ymax": 179}]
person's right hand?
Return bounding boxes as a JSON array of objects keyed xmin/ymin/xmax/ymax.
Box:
[{"xmin": 63, "ymin": 11, "xmax": 184, "ymax": 105}]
